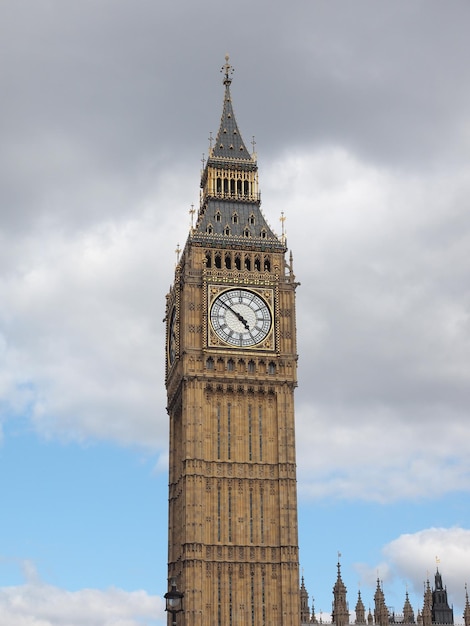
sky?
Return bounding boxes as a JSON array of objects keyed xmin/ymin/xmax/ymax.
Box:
[{"xmin": 1, "ymin": 1, "xmax": 470, "ymax": 624}]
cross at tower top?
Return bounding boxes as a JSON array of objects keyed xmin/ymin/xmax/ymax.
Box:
[{"xmin": 221, "ymin": 53, "xmax": 234, "ymax": 86}]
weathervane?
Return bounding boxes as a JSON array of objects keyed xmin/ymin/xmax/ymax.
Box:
[{"xmin": 221, "ymin": 53, "xmax": 234, "ymax": 85}]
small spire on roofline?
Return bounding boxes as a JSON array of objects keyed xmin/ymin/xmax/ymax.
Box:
[{"xmin": 221, "ymin": 54, "xmax": 234, "ymax": 86}]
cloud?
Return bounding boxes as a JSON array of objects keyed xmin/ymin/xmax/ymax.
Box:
[
  {"xmin": 262, "ymin": 147, "xmax": 470, "ymax": 503},
  {"xmin": 2, "ymin": 2, "xmax": 470, "ymax": 510},
  {"xmin": 0, "ymin": 165, "xmax": 192, "ymax": 448},
  {"xmin": 354, "ymin": 527, "xmax": 470, "ymax": 616},
  {"xmin": 0, "ymin": 561, "xmax": 165, "ymax": 626},
  {"xmin": 2, "ymin": 142, "xmax": 470, "ymax": 507}
]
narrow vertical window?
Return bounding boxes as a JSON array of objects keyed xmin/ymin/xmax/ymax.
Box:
[
  {"xmin": 217, "ymin": 403, "xmax": 221, "ymax": 460},
  {"xmin": 262, "ymin": 574, "xmax": 266, "ymax": 625},
  {"xmin": 227, "ymin": 402, "xmax": 231, "ymax": 460},
  {"xmin": 251, "ymin": 572, "xmax": 255, "ymax": 626},
  {"xmin": 260, "ymin": 488, "xmax": 264, "ymax": 544},
  {"xmin": 259, "ymin": 406, "xmax": 263, "ymax": 461},
  {"xmin": 229, "ymin": 571, "xmax": 233, "ymax": 626},
  {"xmin": 217, "ymin": 487, "xmax": 221, "ymax": 542},
  {"xmin": 248, "ymin": 405, "xmax": 252, "ymax": 461},
  {"xmin": 228, "ymin": 488, "xmax": 232, "ymax": 542},
  {"xmin": 218, "ymin": 573, "xmax": 222, "ymax": 626},
  {"xmin": 249, "ymin": 490, "xmax": 253, "ymax": 543}
]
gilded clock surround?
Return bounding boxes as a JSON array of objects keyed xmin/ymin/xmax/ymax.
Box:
[{"xmin": 208, "ymin": 285, "xmax": 275, "ymax": 350}]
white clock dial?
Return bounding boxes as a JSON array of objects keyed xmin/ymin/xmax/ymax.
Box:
[{"xmin": 210, "ymin": 288, "xmax": 272, "ymax": 347}]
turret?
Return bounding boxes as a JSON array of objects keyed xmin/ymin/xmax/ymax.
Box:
[
  {"xmin": 374, "ymin": 579, "xmax": 389, "ymax": 626},
  {"xmin": 463, "ymin": 585, "xmax": 470, "ymax": 626},
  {"xmin": 332, "ymin": 559, "xmax": 350, "ymax": 626},
  {"xmin": 355, "ymin": 589, "xmax": 366, "ymax": 624},
  {"xmin": 422, "ymin": 579, "xmax": 432, "ymax": 626},
  {"xmin": 431, "ymin": 568, "xmax": 454, "ymax": 625},
  {"xmin": 301, "ymin": 576, "xmax": 311, "ymax": 623},
  {"xmin": 403, "ymin": 590, "xmax": 415, "ymax": 624}
]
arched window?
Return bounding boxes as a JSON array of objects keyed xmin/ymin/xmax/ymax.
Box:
[
  {"xmin": 244, "ymin": 181, "xmax": 249, "ymax": 195},
  {"xmin": 249, "ymin": 214, "xmax": 255, "ymax": 225},
  {"xmin": 224, "ymin": 226, "xmax": 231, "ymax": 236},
  {"xmin": 216, "ymin": 178, "xmax": 222, "ymax": 194},
  {"xmin": 225, "ymin": 253, "xmax": 231, "ymax": 269},
  {"xmin": 205, "ymin": 252, "xmax": 212, "ymax": 268},
  {"xmin": 227, "ymin": 359, "xmax": 235, "ymax": 372},
  {"xmin": 215, "ymin": 254, "xmax": 222, "ymax": 269},
  {"xmin": 248, "ymin": 360, "xmax": 255, "ymax": 373},
  {"xmin": 237, "ymin": 180, "xmax": 242, "ymax": 195},
  {"xmin": 206, "ymin": 357, "xmax": 214, "ymax": 370},
  {"xmin": 224, "ymin": 178, "xmax": 229, "ymax": 194},
  {"xmin": 232, "ymin": 213, "xmax": 238, "ymax": 224},
  {"xmin": 244, "ymin": 228, "xmax": 250, "ymax": 238},
  {"xmin": 268, "ymin": 362, "xmax": 276, "ymax": 375},
  {"xmin": 260, "ymin": 229, "xmax": 267, "ymax": 239},
  {"xmin": 263, "ymin": 257, "xmax": 271, "ymax": 272},
  {"xmin": 235, "ymin": 255, "xmax": 241, "ymax": 270},
  {"xmin": 207, "ymin": 224, "xmax": 213, "ymax": 234},
  {"xmin": 244, "ymin": 256, "xmax": 251, "ymax": 271},
  {"xmin": 215, "ymin": 211, "xmax": 221, "ymax": 222},
  {"xmin": 254, "ymin": 257, "xmax": 261, "ymax": 271}
]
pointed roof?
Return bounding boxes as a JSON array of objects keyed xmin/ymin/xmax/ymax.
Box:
[
  {"xmin": 210, "ymin": 55, "xmax": 252, "ymax": 162},
  {"xmin": 192, "ymin": 56, "xmax": 285, "ymax": 252},
  {"xmin": 334, "ymin": 560, "xmax": 347, "ymax": 593}
]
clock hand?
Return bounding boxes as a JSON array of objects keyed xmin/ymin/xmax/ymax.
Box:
[{"xmin": 222, "ymin": 302, "xmax": 250, "ymax": 330}]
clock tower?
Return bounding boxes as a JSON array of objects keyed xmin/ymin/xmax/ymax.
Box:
[{"xmin": 165, "ymin": 56, "xmax": 300, "ymax": 626}]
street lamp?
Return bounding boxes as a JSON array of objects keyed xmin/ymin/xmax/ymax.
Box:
[{"xmin": 164, "ymin": 579, "xmax": 184, "ymax": 626}]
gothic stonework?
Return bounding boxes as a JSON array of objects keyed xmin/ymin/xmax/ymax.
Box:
[{"xmin": 165, "ymin": 56, "xmax": 300, "ymax": 626}]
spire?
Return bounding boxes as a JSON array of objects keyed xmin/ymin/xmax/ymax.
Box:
[
  {"xmin": 356, "ymin": 589, "xmax": 366, "ymax": 624},
  {"xmin": 403, "ymin": 590, "xmax": 415, "ymax": 624},
  {"xmin": 211, "ymin": 54, "xmax": 251, "ymax": 161},
  {"xmin": 332, "ymin": 558, "xmax": 349, "ymax": 626},
  {"xmin": 301, "ymin": 576, "xmax": 311, "ymax": 623},
  {"xmin": 374, "ymin": 579, "xmax": 389, "ymax": 626},
  {"xmin": 463, "ymin": 584, "xmax": 470, "ymax": 626},
  {"xmin": 422, "ymin": 579, "xmax": 432, "ymax": 626},
  {"xmin": 194, "ymin": 56, "xmax": 284, "ymax": 251}
]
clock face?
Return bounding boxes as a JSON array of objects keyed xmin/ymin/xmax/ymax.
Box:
[
  {"xmin": 168, "ymin": 307, "xmax": 177, "ymax": 364},
  {"xmin": 210, "ymin": 288, "xmax": 272, "ymax": 347}
]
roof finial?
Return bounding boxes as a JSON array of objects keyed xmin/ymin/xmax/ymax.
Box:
[
  {"xmin": 221, "ymin": 54, "xmax": 234, "ymax": 86},
  {"xmin": 189, "ymin": 204, "xmax": 195, "ymax": 231},
  {"xmin": 280, "ymin": 211, "xmax": 286, "ymax": 244}
]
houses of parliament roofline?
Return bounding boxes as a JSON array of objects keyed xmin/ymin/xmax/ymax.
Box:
[{"xmin": 300, "ymin": 565, "xmax": 470, "ymax": 626}]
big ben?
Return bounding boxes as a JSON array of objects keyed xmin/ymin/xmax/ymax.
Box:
[{"xmin": 165, "ymin": 56, "xmax": 300, "ymax": 626}]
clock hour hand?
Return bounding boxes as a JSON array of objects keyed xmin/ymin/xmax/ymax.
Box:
[{"xmin": 222, "ymin": 302, "xmax": 250, "ymax": 330}]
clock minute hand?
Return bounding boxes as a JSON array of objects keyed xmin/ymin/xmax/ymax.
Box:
[{"xmin": 222, "ymin": 302, "xmax": 250, "ymax": 330}]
